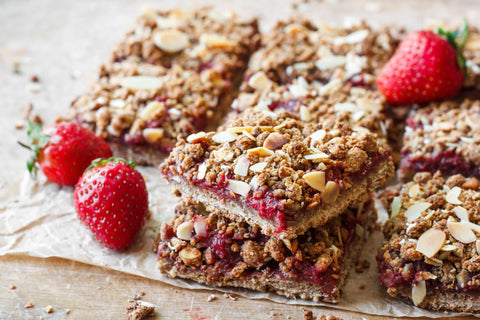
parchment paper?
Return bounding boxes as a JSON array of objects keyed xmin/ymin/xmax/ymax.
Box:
[
  {"xmin": 1, "ymin": 0, "xmax": 480, "ymax": 317},
  {"xmin": 0, "ymin": 168, "xmax": 475, "ymax": 318}
]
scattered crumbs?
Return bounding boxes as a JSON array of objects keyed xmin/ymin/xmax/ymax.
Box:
[
  {"xmin": 44, "ymin": 305, "xmax": 54, "ymax": 313},
  {"xmin": 30, "ymin": 75, "xmax": 40, "ymax": 82},
  {"xmin": 269, "ymin": 311, "xmax": 281, "ymax": 317},
  {"xmin": 97, "ymin": 287, "xmax": 102, "ymax": 290},
  {"xmin": 21, "ymin": 102, "xmax": 33, "ymax": 119},
  {"xmin": 65, "ymin": 309, "xmax": 71, "ymax": 315},
  {"xmin": 12, "ymin": 60, "xmax": 21, "ymax": 74},
  {"xmin": 9, "ymin": 284, "xmax": 16, "ymax": 290},
  {"xmin": 207, "ymin": 294, "xmax": 216, "ymax": 302},
  {"xmin": 304, "ymin": 309, "xmax": 313, "ymax": 320},
  {"xmin": 223, "ymin": 293, "xmax": 237, "ymax": 301},
  {"xmin": 14, "ymin": 120, "xmax": 24, "ymax": 129},
  {"xmin": 126, "ymin": 300, "xmax": 155, "ymax": 320},
  {"xmin": 287, "ymin": 316, "xmax": 292, "ymax": 319},
  {"xmin": 355, "ymin": 259, "xmax": 370, "ymax": 273},
  {"xmin": 24, "ymin": 302, "xmax": 34, "ymax": 309},
  {"xmin": 359, "ymin": 284, "xmax": 366, "ymax": 290},
  {"xmin": 318, "ymin": 314, "xmax": 344, "ymax": 320},
  {"xmin": 132, "ymin": 292, "xmax": 145, "ymax": 300}
]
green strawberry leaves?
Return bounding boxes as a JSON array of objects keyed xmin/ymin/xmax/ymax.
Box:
[
  {"xmin": 86, "ymin": 157, "xmax": 136, "ymax": 172},
  {"xmin": 18, "ymin": 121, "xmax": 50, "ymax": 179},
  {"xmin": 438, "ymin": 19, "xmax": 468, "ymax": 72}
]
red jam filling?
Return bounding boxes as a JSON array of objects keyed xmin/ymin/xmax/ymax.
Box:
[{"xmin": 268, "ymin": 99, "xmax": 302, "ymax": 113}]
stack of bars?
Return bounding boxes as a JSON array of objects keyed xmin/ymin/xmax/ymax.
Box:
[
  {"xmin": 376, "ymin": 26, "xmax": 480, "ymax": 311},
  {"xmin": 155, "ymin": 15, "xmax": 397, "ymax": 302}
]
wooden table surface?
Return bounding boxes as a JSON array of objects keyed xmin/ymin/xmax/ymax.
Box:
[{"xmin": 1, "ymin": 0, "xmax": 480, "ymax": 319}]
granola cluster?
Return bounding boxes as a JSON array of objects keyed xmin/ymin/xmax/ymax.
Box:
[
  {"xmin": 380, "ymin": 172, "xmax": 480, "ymax": 306},
  {"xmin": 400, "ymin": 99, "xmax": 480, "ymax": 180},
  {"xmin": 161, "ymin": 108, "xmax": 388, "ymax": 215}
]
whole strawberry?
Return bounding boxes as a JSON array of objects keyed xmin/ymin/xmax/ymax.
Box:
[
  {"xmin": 74, "ymin": 158, "xmax": 149, "ymax": 250},
  {"xmin": 19, "ymin": 121, "xmax": 113, "ymax": 186},
  {"xmin": 377, "ymin": 21, "xmax": 468, "ymax": 105}
]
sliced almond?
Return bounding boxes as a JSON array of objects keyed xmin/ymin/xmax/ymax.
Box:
[
  {"xmin": 200, "ymin": 33, "xmax": 237, "ymax": 48},
  {"xmin": 186, "ymin": 131, "xmax": 206, "ymax": 143},
  {"xmin": 197, "ymin": 163, "xmax": 207, "ymax": 180},
  {"xmin": 176, "ymin": 221, "xmax": 193, "ymax": 240},
  {"xmin": 321, "ymin": 181, "xmax": 340, "ymax": 204},
  {"xmin": 121, "ymin": 76, "xmax": 164, "ymax": 90},
  {"xmin": 416, "ymin": 228, "xmax": 445, "ymax": 258},
  {"xmin": 154, "ymin": 29, "xmax": 190, "ymax": 53},
  {"xmin": 300, "ymin": 105, "xmax": 312, "ymax": 122},
  {"xmin": 404, "ymin": 202, "xmax": 432, "ymax": 222},
  {"xmin": 247, "ymin": 147, "xmax": 274, "ymax": 157},
  {"xmin": 234, "ymin": 156, "xmax": 250, "ymax": 177},
  {"xmin": 248, "ymin": 71, "xmax": 273, "ymax": 91},
  {"xmin": 309, "ymin": 129, "xmax": 326, "ymax": 147},
  {"xmin": 226, "ymin": 180, "xmax": 251, "ymax": 197},
  {"xmin": 263, "ymin": 132, "xmax": 288, "ymax": 151},
  {"xmin": 212, "ymin": 131, "xmax": 237, "ymax": 144},
  {"xmin": 453, "ymin": 206, "xmax": 469, "ymax": 222},
  {"xmin": 391, "ymin": 196, "xmax": 401, "ymax": 218},
  {"xmin": 334, "ymin": 102, "xmax": 356, "ymax": 113},
  {"xmin": 143, "ymin": 128, "xmax": 164, "ymax": 143},
  {"xmin": 304, "ymin": 152, "xmax": 330, "ymax": 161},
  {"xmin": 193, "ymin": 216, "xmax": 208, "ymax": 238},
  {"xmin": 139, "ymin": 101, "xmax": 165, "ymax": 121},
  {"xmin": 440, "ymin": 244, "xmax": 458, "ymax": 252},
  {"xmin": 168, "ymin": 108, "xmax": 181, "ymax": 120},
  {"xmin": 249, "ymin": 162, "xmax": 268, "ymax": 173},
  {"xmin": 411, "ymin": 280, "xmax": 426, "ymax": 306},
  {"xmin": 179, "ymin": 246, "xmax": 202, "ymax": 265},
  {"xmin": 408, "ymin": 184, "xmax": 421, "ymax": 198},
  {"xmin": 448, "ymin": 220, "xmax": 476, "ymax": 244},
  {"xmin": 303, "ymin": 171, "xmax": 326, "ymax": 192},
  {"xmin": 446, "ymin": 186, "xmax": 462, "ymax": 205},
  {"xmin": 476, "ymin": 240, "xmax": 480, "ymax": 255},
  {"xmin": 109, "ymin": 99, "xmax": 126, "ymax": 109},
  {"xmin": 315, "ymin": 55, "xmax": 347, "ymax": 71},
  {"xmin": 333, "ymin": 29, "xmax": 369, "ymax": 45}
]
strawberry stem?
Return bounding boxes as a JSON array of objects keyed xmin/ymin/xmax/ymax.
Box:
[
  {"xmin": 438, "ymin": 19, "xmax": 468, "ymax": 71},
  {"xmin": 86, "ymin": 157, "xmax": 136, "ymax": 172},
  {"xmin": 18, "ymin": 121, "xmax": 50, "ymax": 179}
]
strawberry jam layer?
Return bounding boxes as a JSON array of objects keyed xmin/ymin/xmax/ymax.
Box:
[{"xmin": 400, "ymin": 149, "xmax": 480, "ymax": 179}]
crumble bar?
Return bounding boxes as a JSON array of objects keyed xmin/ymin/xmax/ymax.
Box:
[
  {"xmin": 399, "ymin": 99, "xmax": 480, "ymax": 181},
  {"xmin": 155, "ymin": 195, "xmax": 376, "ymax": 303},
  {"xmin": 65, "ymin": 8, "xmax": 259, "ymax": 165},
  {"xmin": 378, "ymin": 171, "xmax": 480, "ymax": 312},
  {"xmin": 160, "ymin": 108, "xmax": 393, "ymax": 239}
]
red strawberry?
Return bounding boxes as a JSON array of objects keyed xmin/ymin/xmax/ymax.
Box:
[
  {"xmin": 377, "ymin": 21, "xmax": 468, "ymax": 105},
  {"xmin": 19, "ymin": 121, "xmax": 113, "ymax": 186},
  {"xmin": 74, "ymin": 158, "xmax": 149, "ymax": 250}
]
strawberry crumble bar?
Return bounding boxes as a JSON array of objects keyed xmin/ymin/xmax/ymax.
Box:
[
  {"xmin": 399, "ymin": 99, "xmax": 480, "ymax": 181},
  {"xmin": 160, "ymin": 109, "xmax": 394, "ymax": 239},
  {"xmin": 65, "ymin": 8, "xmax": 259, "ymax": 165},
  {"xmin": 378, "ymin": 172, "xmax": 480, "ymax": 311},
  {"xmin": 155, "ymin": 195, "xmax": 376, "ymax": 303}
]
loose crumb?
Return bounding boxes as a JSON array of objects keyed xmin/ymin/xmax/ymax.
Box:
[
  {"xmin": 359, "ymin": 284, "xmax": 366, "ymax": 290},
  {"xmin": 318, "ymin": 314, "xmax": 343, "ymax": 320},
  {"xmin": 304, "ymin": 309, "xmax": 314, "ymax": 320},
  {"xmin": 14, "ymin": 120, "xmax": 24, "ymax": 129},
  {"xmin": 355, "ymin": 259, "xmax": 371, "ymax": 273},
  {"xmin": 21, "ymin": 102, "xmax": 33, "ymax": 119},
  {"xmin": 44, "ymin": 305, "xmax": 53, "ymax": 313},
  {"xmin": 223, "ymin": 293, "xmax": 237, "ymax": 301},
  {"xmin": 207, "ymin": 294, "xmax": 216, "ymax": 302},
  {"xmin": 65, "ymin": 309, "xmax": 71, "ymax": 315},
  {"xmin": 30, "ymin": 75, "xmax": 39, "ymax": 82},
  {"xmin": 126, "ymin": 300, "xmax": 155, "ymax": 320},
  {"xmin": 12, "ymin": 60, "xmax": 21, "ymax": 74},
  {"xmin": 9, "ymin": 284, "xmax": 16, "ymax": 290},
  {"xmin": 24, "ymin": 302, "xmax": 34, "ymax": 309}
]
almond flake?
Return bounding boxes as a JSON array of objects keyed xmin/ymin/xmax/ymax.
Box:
[
  {"xmin": 314, "ymin": 55, "xmax": 347, "ymax": 71},
  {"xmin": 404, "ymin": 202, "xmax": 432, "ymax": 222},
  {"xmin": 143, "ymin": 128, "xmax": 164, "ymax": 143},
  {"xmin": 334, "ymin": 102, "xmax": 356, "ymax": 113},
  {"xmin": 212, "ymin": 131, "xmax": 237, "ymax": 144},
  {"xmin": 109, "ymin": 99, "xmax": 126, "ymax": 108},
  {"xmin": 303, "ymin": 171, "xmax": 326, "ymax": 192},
  {"xmin": 176, "ymin": 221, "xmax": 194, "ymax": 240},
  {"xmin": 476, "ymin": 240, "xmax": 480, "ymax": 255},
  {"xmin": 248, "ymin": 71, "xmax": 273, "ymax": 91},
  {"xmin": 333, "ymin": 29, "xmax": 369, "ymax": 45},
  {"xmin": 263, "ymin": 132, "xmax": 287, "ymax": 150},
  {"xmin": 300, "ymin": 105, "xmax": 312, "ymax": 122},
  {"xmin": 139, "ymin": 101, "xmax": 165, "ymax": 121},
  {"xmin": 288, "ymin": 83, "xmax": 308, "ymax": 97},
  {"xmin": 321, "ymin": 181, "xmax": 340, "ymax": 204},
  {"xmin": 453, "ymin": 206, "xmax": 469, "ymax": 222},
  {"xmin": 234, "ymin": 157, "xmax": 250, "ymax": 176},
  {"xmin": 186, "ymin": 131, "xmax": 206, "ymax": 143},
  {"xmin": 304, "ymin": 152, "xmax": 330, "ymax": 161},
  {"xmin": 446, "ymin": 186, "xmax": 462, "ymax": 205},
  {"xmin": 249, "ymin": 162, "xmax": 268, "ymax": 173},
  {"xmin": 309, "ymin": 129, "xmax": 326, "ymax": 147},
  {"xmin": 200, "ymin": 33, "xmax": 237, "ymax": 48},
  {"xmin": 411, "ymin": 280, "xmax": 426, "ymax": 306},
  {"xmin": 226, "ymin": 180, "xmax": 251, "ymax": 197},
  {"xmin": 416, "ymin": 228, "xmax": 446, "ymax": 258},
  {"xmin": 391, "ymin": 196, "xmax": 401, "ymax": 218},
  {"xmin": 193, "ymin": 216, "xmax": 207, "ymax": 238},
  {"xmin": 197, "ymin": 163, "xmax": 207, "ymax": 180},
  {"xmin": 121, "ymin": 76, "xmax": 164, "ymax": 90},
  {"xmin": 168, "ymin": 108, "xmax": 181, "ymax": 120},
  {"xmin": 448, "ymin": 220, "xmax": 476, "ymax": 244},
  {"xmin": 154, "ymin": 29, "xmax": 190, "ymax": 53},
  {"xmin": 440, "ymin": 244, "xmax": 457, "ymax": 252},
  {"xmin": 247, "ymin": 147, "xmax": 274, "ymax": 157}
]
